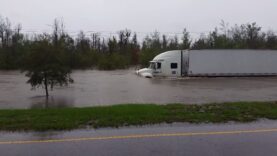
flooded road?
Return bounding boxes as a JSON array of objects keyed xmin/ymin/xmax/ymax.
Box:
[
  {"xmin": 1, "ymin": 120, "xmax": 277, "ymax": 156},
  {"xmin": 1, "ymin": 70, "xmax": 277, "ymax": 109}
]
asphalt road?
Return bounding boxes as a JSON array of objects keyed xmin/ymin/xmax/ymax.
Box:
[{"xmin": 1, "ymin": 120, "xmax": 277, "ymax": 156}]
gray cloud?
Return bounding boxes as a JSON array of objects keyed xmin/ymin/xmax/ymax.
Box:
[{"xmin": 1, "ymin": 0, "xmax": 276, "ymax": 38}]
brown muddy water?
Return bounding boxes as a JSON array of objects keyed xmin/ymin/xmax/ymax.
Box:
[{"xmin": 1, "ymin": 70, "xmax": 277, "ymax": 109}]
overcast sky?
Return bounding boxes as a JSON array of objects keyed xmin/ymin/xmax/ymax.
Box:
[{"xmin": 1, "ymin": 0, "xmax": 277, "ymax": 39}]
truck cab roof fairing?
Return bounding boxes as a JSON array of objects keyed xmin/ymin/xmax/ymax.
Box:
[{"xmin": 152, "ymin": 50, "xmax": 183, "ymax": 61}]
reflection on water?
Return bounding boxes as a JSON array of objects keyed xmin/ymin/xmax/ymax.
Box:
[
  {"xmin": 30, "ymin": 95, "xmax": 74, "ymax": 109},
  {"xmin": 1, "ymin": 70, "xmax": 277, "ymax": 109}
]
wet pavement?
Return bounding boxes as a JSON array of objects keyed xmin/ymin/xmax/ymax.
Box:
[
  {"xmin": 0, "ymin": 120, "xmax": 277, "ymax": 156},
  {"xmin": 1, "ymin": 70, "xmax": 277, "ymax": 109}
]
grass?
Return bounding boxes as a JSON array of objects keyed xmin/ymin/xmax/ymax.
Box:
[{"xmin": 1, "ymin": 102, "xmax": 277, "ymax": 131}]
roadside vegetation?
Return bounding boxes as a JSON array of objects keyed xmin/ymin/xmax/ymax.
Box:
[
  {"xmin": 0, "ymin": 16, "xmax": 277, "ymax": 70},
  {"xmin": 1, "ymin": 102, "xmax": 277, "ymax": 131}
]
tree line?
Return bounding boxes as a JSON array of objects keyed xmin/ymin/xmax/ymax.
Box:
[{"xmin": 1, "ymin": 17, "xmax": 277, "ymax": 70}]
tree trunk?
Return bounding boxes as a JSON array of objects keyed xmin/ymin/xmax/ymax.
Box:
[{"xmin": 44, "ymin": 73, "xmax": 49, "ymax": 98}]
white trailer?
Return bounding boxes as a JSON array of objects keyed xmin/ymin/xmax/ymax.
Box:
[{"xmin": 136, "ymin": 49, "xmax": 277, "ymax": 77}]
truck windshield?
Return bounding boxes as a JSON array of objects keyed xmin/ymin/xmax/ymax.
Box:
[{"xmin": 149, "ymin": 62, "xmax": 156, "ymax": 69}]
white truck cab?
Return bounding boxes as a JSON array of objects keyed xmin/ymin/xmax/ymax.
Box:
[{"xmin": 137, "ymin": 50, "xmax": 188, "ymax": 78}]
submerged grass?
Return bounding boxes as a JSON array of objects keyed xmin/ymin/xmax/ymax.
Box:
[{"xmin": 1, "ymin": 102, "xmax": 277, "ymax": 131}]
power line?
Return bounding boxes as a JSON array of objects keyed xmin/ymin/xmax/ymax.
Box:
[
  {"xmin": 18, "ymin": 29, "xmax": 277, "ymax": 42},
  {"xmin": 20, "ymin": 28, "xmax": 212, "ymax": 34}
]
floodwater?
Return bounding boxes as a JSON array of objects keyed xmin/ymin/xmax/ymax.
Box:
[{"xmin": 1, "ymin": 70, "xmax": 277, "ymax": 109}]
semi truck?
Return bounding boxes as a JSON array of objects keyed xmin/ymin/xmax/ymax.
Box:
[{"xmin": 136, "ymin": 49, "xmax": 277, "ymax": 78}]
